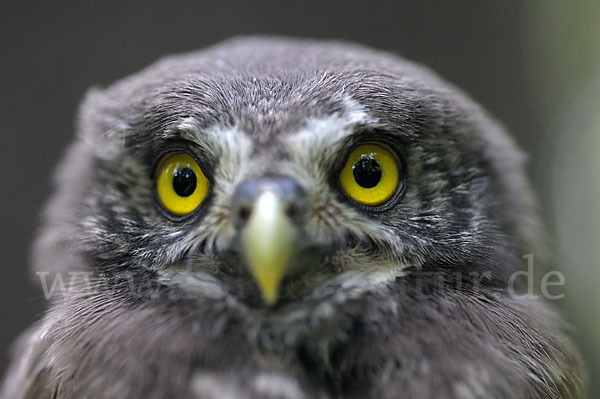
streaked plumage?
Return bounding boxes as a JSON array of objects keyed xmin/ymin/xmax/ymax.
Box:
[{"xmin": 1, "ymin": 37, "xmax": 585, "ymax": 398}]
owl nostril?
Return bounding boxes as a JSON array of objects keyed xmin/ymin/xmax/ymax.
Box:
[
  {"xmin": 231, "ymin": 177, "xmax": 308, "ymax": 228},
  {"xmin": 237, "ymin": 204, "xmax": 252, "ymax": 222},
  {"xmin": 285, "ymin": 203, "xmax": 299, "ymax": 219}
]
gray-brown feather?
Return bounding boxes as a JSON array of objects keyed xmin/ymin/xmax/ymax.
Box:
[{"xmin": 1, "ymin": 36, "xmax": 585, "ymax": 398}]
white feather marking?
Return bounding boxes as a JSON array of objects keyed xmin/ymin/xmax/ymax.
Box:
[{"xmin": 287, "ymin": 98, "xmax": 375, "ymax": 152}]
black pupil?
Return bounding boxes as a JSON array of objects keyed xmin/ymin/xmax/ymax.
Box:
[
  {"xmin": 353, "ymin": 157, "xmax": 382, "ymax": 188},
  {"xmin": 172, "ymin": 167, "xmax": 197, "ymax": 197}
]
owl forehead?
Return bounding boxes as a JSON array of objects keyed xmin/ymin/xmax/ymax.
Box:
[
  {"xmin": 129, "ymin": 70, "xmax": 459, "ymax": 187},
  {"xmin": 137, "ymin": 68, "xmax": 433, "ymax": 158},
  {"xmin": 99, "ymin": 50, "xmax": 484, "ymax": 199},
  {"xmin": 146, "ymin": 73, "xmax": 371, "ymax": 137},
  {"xmin": 176, "ymin": 90, "xmax": 371, "ymax": 147},
  {"xmin": 168, "ymin": 100, "xmax": 372, "ymax": 190},
  {"xmin": 100, "ymin": 48, "xmax": 468, "ymax": 165}
]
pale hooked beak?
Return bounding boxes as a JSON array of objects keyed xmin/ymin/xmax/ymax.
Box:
[
  {"xmin": 232, "ymin": 178, "xmax": 307, "ymax": 305},
  {"xmin": 241, "ymin": 191, "xmax": 298, "ymax": 304}
]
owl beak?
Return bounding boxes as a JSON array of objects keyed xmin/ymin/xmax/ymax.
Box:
[{"xmin": 240, "ymin": 190, "xmax": 300, "ymax": 305}]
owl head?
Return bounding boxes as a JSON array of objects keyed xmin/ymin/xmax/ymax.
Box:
[{"xmin": 34, "ymin": 37, "xmax": 541, "ymax": 306}]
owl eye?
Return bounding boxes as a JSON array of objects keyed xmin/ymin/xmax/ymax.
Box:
[
  {"xmin": 339, "ymin": 143, "xmax": 402, "ymax": 208},
  {"xmin": 155, "ymin": 152, "xmax": 210, "ymax": 217}
]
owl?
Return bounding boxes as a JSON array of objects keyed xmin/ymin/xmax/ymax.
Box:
[{"xmin": 1, "ymin": 37, "xmax": 585, "ymax": 398}]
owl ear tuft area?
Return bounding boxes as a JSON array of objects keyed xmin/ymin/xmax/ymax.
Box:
[
  {"xmin": 31, "ymin": 139, "xmax": 97, "ymax": 281},
  {"xmin": 30, "ymin": 87, "xmax": 125, "ymax": 282},
  {"xmin": 76, "ymin": 87, "xmax": 132, "ymax": 159}
]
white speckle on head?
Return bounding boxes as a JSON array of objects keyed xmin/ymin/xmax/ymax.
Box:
[
  {"xmin": 452, "ymin": 365, "xmax": 493, "ymax": 399},
  {"xmin": 287, "ymin": 98, "xmax": 375, "ymax": 154},
  {"xmin": 190, "ymin": 373, "xmax": 242, "ymax": 398},
  {"xmin": 177, "ymin": 119, "xmax": 254, "ymax": 181},
  {"xmin": 249, "ymin": 373, "xmax": 306, "ymax": 399}
]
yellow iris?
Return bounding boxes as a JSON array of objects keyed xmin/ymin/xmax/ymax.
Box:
[
  {"xmin": 155, "ymin": 152, "xmax": 209, "ymax": 216},
  {"xmin": 339, "ymin": 143, "xmax": 400, "ymax": 207}
]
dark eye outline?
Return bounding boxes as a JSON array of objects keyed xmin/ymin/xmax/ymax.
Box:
[
  {"xmin": 335, "ymin": 139, "xmax": 407, "ymax": 213},
  {"xmin": 151, "ymin": 146, "xmax": 214, "ymax": 222}
]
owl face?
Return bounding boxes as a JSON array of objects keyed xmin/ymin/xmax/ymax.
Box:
[{"xmin": 41, "ymin": 38, "xmax": 535, "ymax": 307}]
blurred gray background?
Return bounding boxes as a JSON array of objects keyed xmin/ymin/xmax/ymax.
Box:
[{"xmin": 1, "ymin": 1, "xmax": 598, "ymax": 395}]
